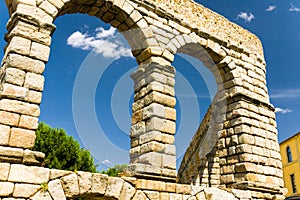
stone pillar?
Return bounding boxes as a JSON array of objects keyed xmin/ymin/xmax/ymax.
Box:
[
  {"xmin": 0, "ymin": 11, "xmax": 55, "ymax": 165},
  {"xmin": 215, "ymin": 57, "xmax": 285, "ymax": 196},
  {"xmin": 127, "ymin": 60, "xmax": 177, "ymax": 181}
]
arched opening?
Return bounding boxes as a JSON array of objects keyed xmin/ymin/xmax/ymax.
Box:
[
  {"xmin": 171, "ymin": 40, "xmax": 226, "ymax": 187},
  {"xmin": 0, "ymin": 0, "xmax": 156, "ymax": 172},
  {"xmin": 0, "ymin": 0, "xmax": 285, "ymax": 196},
  {"xmin": 40, "ymin": 12, "xmax": 136, "ymax": 171}
]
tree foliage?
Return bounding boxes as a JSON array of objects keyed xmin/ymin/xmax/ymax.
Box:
[
  {"xmin": 101, "ymin": 164, "xmax": 127, "ymax": 177},
  {"xmin": 33, "ymin": 122, "xmax": 97, "ymax": 173}
]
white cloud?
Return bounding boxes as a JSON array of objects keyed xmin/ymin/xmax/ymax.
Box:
[
  {"xmin": 67, "ymin": 27, "xmax": 132, "ymax": 59},
  {"xmin": 275, "ymin": 107, "xmax": 293, "ymax": 114},
  {"xmin": 237, "ymin": 12, "xmax": 255, "ymax": 22},
  {"xmin": 101, "ymin": 159, "xmax": 113, "ymax": 166},
  {"xmin": 266, "ymin": 5, "xmax": 276, "ymax": 12},
  {"xmin": 95, "ymin": 27, "xmax": 116, "ymax": 38},
  {"xmin": 289, "ymin": 3, "xmax": 300, "ymax": 12},
  {"xmin": 270, "ymin": 89, "xmax": 300, "ymax": 99}
]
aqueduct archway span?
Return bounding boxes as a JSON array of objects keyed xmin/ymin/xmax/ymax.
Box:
[{"xmin": 0, "ymin": 0, "xmax": 285, "ymax": 198}]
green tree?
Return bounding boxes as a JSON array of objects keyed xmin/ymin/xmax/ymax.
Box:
[
  {"xmin": 33, "ymin": 122, "xmax": 97, "ymax": 173},
  {"xmin": 101, "ymin": 164, "xmax": 127, "ymax": 177}
]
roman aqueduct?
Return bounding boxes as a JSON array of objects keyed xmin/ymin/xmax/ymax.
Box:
[{"xmin": 0, "ymin": 0, "xmax": 287, "ymax": 199}]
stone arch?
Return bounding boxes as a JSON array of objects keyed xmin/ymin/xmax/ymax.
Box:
[
  {"xmin": 0, "ymin": 0, "xmax": 162, "ymax": 154},
  {"xmin": 162, "ymin": 29, "xmax": 283, "ymax": 192},
  {"xmin": 3, "ymin": 0, "xmax": 160, "ymax": 61},
  {"xmin": 0, "ymin": 0, "xmax": 286, "ymax": 198},
  {"xmin": 162, "ymin": 33, "xmax": 226, "ymax": 187}
]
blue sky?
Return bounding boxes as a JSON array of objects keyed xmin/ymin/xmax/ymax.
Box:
[{"xmin": 1, "ymin": 1, "xmax": 300, "ymax": 170}]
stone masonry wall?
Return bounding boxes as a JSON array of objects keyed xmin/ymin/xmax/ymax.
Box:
[
  {"xmin": 0, "ymin": 0, "xmax": 286, "ymax": 199},
  {"xmin": 0, "ymin": 162, "xmax": 257, "ymax": 200}
]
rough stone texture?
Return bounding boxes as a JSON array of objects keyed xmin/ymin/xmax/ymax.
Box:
[
  {"xmin": 48, "ymin": 179, "xmax": 66, "ymax": 200},
  {"xmin": 0, "ymin": 163, "xmax": 10, "ymax": 181},
  {"xmin": 31, "ymin": 191, "xmax": 52, "ymax": 200},
  {"xmin": 0, "ymin": 125, "xmax": 10, "ymax": 146},
  {"xmin": 0, "ymin": 182, "xmax": 14, "ymax": 196},
  {"xmin": 61, "ymin": 173, "xmax": 79, "ymax": 198},
  {"xmin": 9, "ymin": 128, "xmax": 36, "ymax": 149},
  {"xmin": 0, "ymin": 0, "xmax": 285, "ymax": 199},
  {"xmin": 13, "ymin": 184, "xmax": 40, "ymax": 198},
  {"xmin": 105, "ymin": 177, "xmax": 125, "ymax": 198},
  {"xmin": 89, "ymin": 173, "xmax": 108, "ymax": 195},
  {"xmin": 8, "ymin": 164, "xmax": 49, "ymax": 184}
]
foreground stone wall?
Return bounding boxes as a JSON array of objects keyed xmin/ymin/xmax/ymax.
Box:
[
  {"xmin": 0, "ymin": 162, "xmax": 262, "ymax": 200},
  {"xmin": 0, "ymin": 0, "xmax": 286, "ymax": 199}
]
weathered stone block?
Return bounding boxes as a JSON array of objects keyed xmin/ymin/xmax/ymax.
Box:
[
  {"xmin": 30, "ymin": 42, "xmax": 50, "ymax": 62},
  {"xmin": 24, "ymin": 72, "xmax": 44, "ymax": 91},
  {"xmin": 162, "ymin": 154, "xmax": 176, "ymax": 170},
  {"xmin": 4, "ymin": 67, "xmax": 26, "ymax": 86},
  {"xmin": 31, "ymin": 191, "xmax": 52, "ymax": 200},
  {"xmin": 146, "ymin": 117, "xmax": 176, "ymax": 134},
  {"xmin": 50, "ymin": 169, "xmax": 72, "ymax": 180},
  {"xmin": 23, "ymin": 149, "xmax": 45, "ymax": 165},
  {"xmin": 8, "ymin": 20, "xmax": 52, "ymax": 46},
  {"xmin": 238, "ymin": 133, "xmax": 255, "ymax": 144},
  {"xmin": 235, "ymin": 162, "xmax": 257, "ymax": 173},
  {"xmin": 27, "ymin": 90, "xmax": 43, "ymax": 104},
  {"xmin": 0, "ymin": 125, "xmax": 10, "ymax": 146},
  {"xmin": 164, "ymin": 144, "xmax": 176, "ymax": 155},
  {"xmin": 176, "ymin": 184, "xmax": 191, "ymax": 194},
  {"xmin": 139, "ymin": 131, "xmax": 161, "ymax": 144},
  {"xmin": 132, "ymin": 190, "xmax": 147, "ymax": 200},
  {"xmin": 9, "ymin": 128, "xmax": 36, "ymax": 149},
  {"xmin": 1, "ymin": 83, "xmax": 28, "ymax": 100},
  {"xmin": 138, "ymin": 152, "xmax": 162, "ymax": 167},
  {"xmin": 144, "ymin": 91, "xmax": 176, "ymax": 107},
  {"xmin": 255, "ymin": 136, "xmax": 266, "ymax": 147},
  {"xmin": 48, "ymin": 0, "xmax": 64, "ymax": 9},
  {"xmin": 169, "ymin": 193, "xmax": 183, "ymax": 200},
  {"xmin": 7, "ymin": 54, "xmax": 45, "ymax": 74},
  {"xmin": 19, "ymin": 115, "xmax": 39, "ymax": 129},
  {"xmin": 8, "ymin": 164, "xmax": 49, "ymax": 184},
  {"xmin": 204, "ymin": 187, "xmax": 237, "ymax": 200},
  {"xmin": 136, "ymin": 179, "xmax": 166, "ymax": 191},
  {"xmin": 132, "ymin": 99, "xmax": 144, "ymax": 113},
  {"xmin": 161, "ymin": 133, "xmax": 175, "ymax": 144},
  {"xmin": 105, "ymin": 177, "xmax": 124, "ymax": 198},
  {"xmin": 165, "ymin": 107, "xmax": 176, "ymax": 121},
  {"xmin": 140, "ymin": 141, "xmax": 164, "ymax": 153},
  {"xmin": 0, "ymin": 99, "xmax": 40, "ymax": 117},
  {"xmin": 120, "ymin": 181, "xmax": 136, "ymax": 200},
  {"xmin": 48, "ymin": 179, "xmax": 66, "ymax": 200},
  {"xmin": 61, "ymin": 173, "xmax": 79, "ymax": 198},
  {"xmin": 77, "ymin": 171, "xmax": 92, "ymax": 194},
  {"xmin": 160, "ymin": 192, "xmax": 170, "ymax": 199},
  {"xmin": 16, "ymin": 4, "xmax": 53, "ymax": 24},
  {"xmin": 7, "ymin": 36, "xmax": 31, "ymax": 55},
  {"xmin": 0, "ymin": 163, "xmax": 10, "ymax": 181},
  {"xmin": 90, "ymin": 173, "xmax": 108, "ymax": 195},
  {"xmin": 143, "ymin": 103, "xmax": 165, "ymax": 120},
  {"xmin": 161, "ymin": 168, "xmax": 177, "ymax": 178},
  {"xmin": 0, "ymin": 146, "xmax": 23, "ymax": 158},
  {"xmin": 13, "ymin": 184, "xmax": 40, "ymax": 198},
  {"xmin": 39, "ymin": 0, "xmax": 58, "ymax": 17},
  {"xmin": 145, "ymin": 72, "xmax": 167, "ymax": 85},
  {"xmin": 0, "ymin": 182, "xmax": 14, "ymax": 196},
  {"xmin": 130, "ymin": 121, "xmax": 145, "ymax": 137}
]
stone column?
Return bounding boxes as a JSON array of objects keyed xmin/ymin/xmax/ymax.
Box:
[
  {"xmin": 127, "ymin": 60, "xmax": 177, "ymax": 182},
  {"xmin": 0, "ymin": 11, "xmax": 55, "ymax": 165},
  {"xmin": 215, "ymin": 57, "xmax": 285, "ymax": 196}
]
